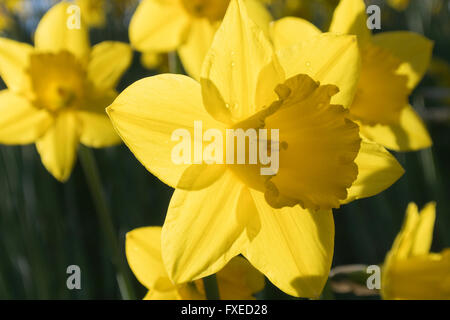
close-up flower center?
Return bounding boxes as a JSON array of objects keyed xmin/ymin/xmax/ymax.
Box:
[
  {"xmin": 28, "ymin": 51, "xmax": 86, "ymax": 113},
  {"xmin": 225, "ymin": 74, "xmax": 362, "ymax": 210},
  {"xmin": 181, "ymin": 0, "xmax": 230, "ymax": 21}
]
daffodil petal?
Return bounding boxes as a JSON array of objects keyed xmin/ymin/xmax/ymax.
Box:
[
  {"xmin": 349, "ymin": 43, "xmax": 409, "ymax": 125},
  {"xmin": 270, "ymin": 17, "xmax": 321, "ymax": 51},
  {"xmin": 76, "ymin": 89, "xmax": 120, "ymax": 148},
  {"xmin": 107, "ymin": 74, "xmax": 225, "ymax": 189},
  {"xmin": 277, "ymin": 33, "xmax": 360, "ymax": 109},
  {"xmin": 411, "ymin": 202, "xmax": 436, "ymax": 256},
  {"xmin": 77, "ymin": 110, "xmax": 121, "ymax": 148},
  {"xmin": 359, "ymin": 105, "xmax": 432, "ymax": 151},
  {"xmin": 242, "ymin": 190, "xmax": 334, "ymax": 298},
  {"xmin": 216, "ymin": 256, "xmax": 265, "ymax": 299},
  {"xmin": 36, "ymin": 111, "xmax": 79, "ymax": 182},
  {"xmin": 0, "ymin": 37, "xmax": 33, "ymax": 93},
  {"xmin": 179, "ymin": 0, "xmax": 272, "ymax": 81},
  {"xmin": 254, "ymin": 54, "xmax": 285, "ymax": 111},
  {"xmin": 394, "ymin": 202, "xmax": 425, "ymax": 260},
  {"xmin": 87, "ymin": 41, "xmax": 132, "ymax": 91},
  {"xmin": 343, "ymin": 138, "xmax": 404, "ymax": 204},
  {"xmin": 178, "ymin": 19, "xmax": 216, "ymax": 80},
  {"xmin": 390, "ymin": 202, "xmax": 436, "ymax": 259},
  {"xmin": 34, "ymin": 1, "xmax": 90, "ymax": 63},
  {"xmin": 329, "ymin": 0, "xmax": 371, "ymax": 46},
  {"xmin": 144, "ymin": 289, "xmax": 180, "ymax": 300},
  {"xmin": 373, "ymin": 32, "xmax": 433, "ymax": 90},
  {"xmin": 126, "ymin": 227, "xmax": 175, "ymax": 292},
  {"xmin": 0, "ymin": 90, "xmax": 52, "ymax": 144},
  {"xmin": 245, "ymin": 0, "xmax": 272, "ymax": 36},
  {"xmin": 382, "ymin": 250, "xmax": 450, "ymax": 300},
  {"xmin": 161, "ymin": 170, "xmax": 247, "ymax": 283},
  {"xmin": 201, "ymin": 0, "xmax": 276, "ymax": 121},
  {"xmin": 129, "ymin": 0, "xmax": 190, "ymax": 52}
]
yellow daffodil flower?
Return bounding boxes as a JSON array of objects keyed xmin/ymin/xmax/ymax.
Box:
[
  {"xmin": 126, "ymin": 226, "xmax": 265, "ymax": 299},
  {"xmin": 271, "ymin": 0, "xmax": 433, "ymax": 151},
  {"xmin": 108, "ymin": 0, "xmax": 403, "ymax": 297},
  {"xmin": 129, "ymin": 0, "xmax": 272, "ymax": 79},
  {"xmin": 0, "ymin": 1, "xmax": 132, "ymax": 181},
  {"xmin": 382, "ymin": 202, "xmax": 450, "ymax": 299}
]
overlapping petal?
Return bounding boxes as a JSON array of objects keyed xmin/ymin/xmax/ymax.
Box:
[
  {"xmin": 343, "ymin": 138, "xmax": 404, "ymax": 204},
  {"xmin": 215, "ymin": 256, "xmax": 265, "ymax": 299},
  {"xmin": 277, "ymin": 33, "xmax": 361, "ymax": 109},
  {"xmin": 0, "ymin": 90, "xmax": 52, "ymax": 144},
  {"xmin": 178, "ymin": 19, "xmax": 216, "ymax": 80},
  {"xmin": 359, "ymin": 105, "xmax": 432, "ymax": 151},
  {"xmin": 372, "ymin": 32, "xmax": 433, "ymax": 90},
  {"xmin": 34, "ymin": 1, "xmax": 90, "ymax": 63},
  {"xmin": 270, "ymin": 17, "xmax": 320, "ymax": 51},
  {"xmin": 242, "ymin": 190, "xmax": 334, "ymax": 298},
  {"xmin": 129, "ymin": 0, "xmax": 190, "ymax": 52},
  {"xmin": 161, "ymin": 170, "xmax": 248, "ymax": 283},
  {"xmin": 87, "ymin": 41, "xmax": 133, "ymax": 91},
  {"xmin": 329, "ymin": 0, "xmax": 371, "ymax": 46},
  {"xmin": 201, "ymin": 0, "xmax": 277, "ymax": 121},
  {"xmin": 125, "ymin": 227, "xmax": 174, "ymax": 292},
  {"xmin": 77, "ymin": 102, "xmax": 122, "ymax": 149},
  {"xmin": 0, "ymin": 38, "xmax": 33, "ymax": 93}
]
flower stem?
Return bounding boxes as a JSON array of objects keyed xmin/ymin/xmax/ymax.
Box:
[
  {"xmin": 203, "ymin": 274, "xmax": 220, "ymax": 300},
  {"xmin": 168, "ymin": 51, "xmax": 180, "ymax": 74},
  {"xmin": 78, "ymin": 145, "xmax": 136, "ymax": 300}
]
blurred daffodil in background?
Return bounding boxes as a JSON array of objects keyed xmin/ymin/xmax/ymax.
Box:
[
  {"xmin": 129, "ymin": 0, "xmax": 272, "ymax": 78},
  {"xmin": 126, "ymin": 227, "xmax": 265, "ymax": 300},
  {"xmin": 387, "ymin": 0, "xmax": 410, "ymax": 11},
  {"xmin": 382, "ymin": 202, "xmax": 450, "ymax": 299},
  {"xmin": 0, "ymin": 1, "xmax": 132, "ymax": 181},
  {"xmin": 0, "ymin": 0, "xmax": 22, "ymax": 33},
  {"xmin": 108, "ymin": 0, "xmax": 404, "ymax": 298},
  {"xmin": 0, "ymin": 8, "xmax": 12, "ymax": 32},
  {"xmin": 76, "ymin": 0, "xmax": 106, "ymax": 28},
  {"xmin": 271, "ymin": 0, "xmax": 433, "ymax": 151}
]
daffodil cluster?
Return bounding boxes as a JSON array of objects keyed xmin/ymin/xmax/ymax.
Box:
[{"xmin": 0, "ymin": 0, "xmax": 446, "ymax": 300}]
